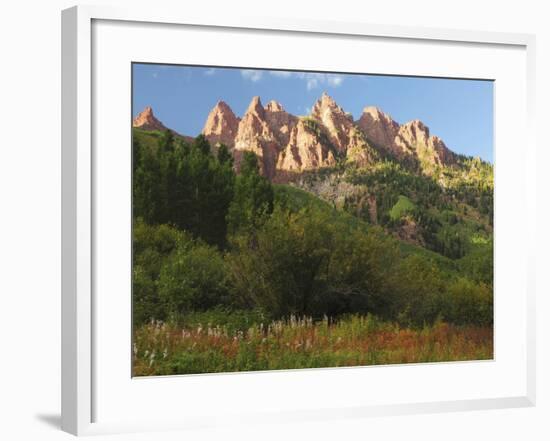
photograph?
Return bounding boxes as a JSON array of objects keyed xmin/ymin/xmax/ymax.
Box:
[{"xmin": 131, "ymin": 64, "xmax": 494, "ymax": 377}]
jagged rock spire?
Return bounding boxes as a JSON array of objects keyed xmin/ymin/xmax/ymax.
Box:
[
  {"xmin": 202, "ymin": 100, "xmax": 240, "ymax": 147},
  {"xmin": 132, "ymin": 106, "xmax": 167, "ymax": 131}
]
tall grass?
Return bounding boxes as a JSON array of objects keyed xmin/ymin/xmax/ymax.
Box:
[{"xmin": 133, "ymin": 314, "xmax": 493, "ymax": 376}]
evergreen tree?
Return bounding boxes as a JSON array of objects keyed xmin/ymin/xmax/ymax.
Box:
[
  {"xmin": 133, "ymin": 138, "xmax": 162, "ymax": 224},
  {"xmin": 158, "ymin": 129, "xmax": 175, "ymax": 153},
  {"xmin": 192, "ymin": 134, "xmax": 211, "ymax": 155},
  {"xmin": 158, "ymin": 131, "xmax": 179, "ymax": 224},
  {"xmin": 227, "ymin": 151, "xmax": 274, "ymax": 234},
  {"xmin": 217, "ymin": 143, "xmax": 233, "ymax": 166},
  {"xmin": 133, "ymin": 131, "xmax": 235, "ymax": 248}
]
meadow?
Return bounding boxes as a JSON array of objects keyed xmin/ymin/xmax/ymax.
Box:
[{"xmin": 133, "ymin": 314, "xmax": 493, "ymax": 376}]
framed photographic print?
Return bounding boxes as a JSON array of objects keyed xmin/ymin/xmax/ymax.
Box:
[{"xmin": 62, "ymin": 5, "xmax": 536, "ymax": 436}]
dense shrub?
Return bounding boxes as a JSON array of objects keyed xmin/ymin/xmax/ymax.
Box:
[
  {"xmin": 158, "ymin": 242, "xmax": 230, "ymax": 316},
  {"xmin": 226, "ymin": 205, "xmax": 336, "ymax": 318},
  {"xmin": 226, "ymin": 204, "xmax": 402, "ymax": 320},
  {"xmin": 132, "ymin": 221, "xmax": 193, "ymax": 326},
  {"xmin": 133, "ymin": 265, "xmax": 163, "ymax": 325},
  {"xmin": 389, "ymin": 254, "xmax": 446, "ymax": 326},
  {"xmin": 443, "ymin": 278, "xmax": 493, "ymax": 326},
  {"xmin": 457, "ymin": 242, "xmax": 493, "ymax": 285}
]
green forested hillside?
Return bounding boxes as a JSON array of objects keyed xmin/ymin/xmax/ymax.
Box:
[
  {"xmin": 132, "ymin": 129, "xmax": 492, "ymax": 324},
  {"xmin": 294, "ymin": 158, "xmax": 493, "ymax": 261}
]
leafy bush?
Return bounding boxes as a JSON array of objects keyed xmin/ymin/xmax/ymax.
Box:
[
  {"xmin": 133, "ymin": 265, "xmax": 163, "ymax": 325},
  {"xmin": 443, "ymin": 278, "xmax": 493, "ymax": 326},
  {"xmin": 457, "ymin": 242, "xmax": 493, "ymax": 285},
  {"xmin": 226, "ymin": 202, "xmax": 401, "ymax": 320},
  {"xmin": 390, "ymin": 254, "xmax": 446, "ymax": 326},
  {"xmin": 226, "ymin": 205, "xmax": 336, "ymax": 318},
  {"xmin": 132, "ymin": 221, "xmax": 194, "ymax": 326},
  {"xmin": 158, "ymin": 242, "xmax": 230, "ymax": 315}
]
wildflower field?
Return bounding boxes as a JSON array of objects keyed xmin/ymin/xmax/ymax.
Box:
[{"xmin": 133, "ymin": 314, "xmax": 493, "ymax": 376}]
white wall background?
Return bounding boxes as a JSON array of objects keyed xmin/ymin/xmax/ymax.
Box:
[{"xmin": 0, "ymin": 1, "xmax": 547, "ymax": 440}]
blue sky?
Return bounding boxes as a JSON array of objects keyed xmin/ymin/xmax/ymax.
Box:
[{"xmin": 133, "ymin": 64, "xmax": 494, "ymax": 162}]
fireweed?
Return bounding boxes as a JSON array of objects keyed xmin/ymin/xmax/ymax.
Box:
[{"xmin": 132, "ymin": 315, "xmax": 493, "ymax": 376}]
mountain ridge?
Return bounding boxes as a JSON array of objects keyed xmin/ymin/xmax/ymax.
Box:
[{"xmin": 133, "ymin": 94, "xmax": 480, "ymax": 181}]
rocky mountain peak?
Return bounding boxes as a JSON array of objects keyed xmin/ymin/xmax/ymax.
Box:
[
  {"xmin": 399, "ymin": 120, "xmax": 430, "ymax": 146},
  {"xmin": 356, "ymin": 106, "xmax": 401, "ymax": 155},
  {"xmin": 213, "ymin": 100, "xmax": 233, "ymax": 113},
  {"xmin": 276, "ymin": 118, "xmax": 337, "ymax": 175},
  {"xmin": 310, "ymin": 93, "xmax": 353, "ymax": 153},
  {"xmin": 202, "ymin": 100, "xmax": 240, "ymax": 147},
  {"xmin": 393, "ymin": 120, "xmax": 456, "ymax": 169},
  {"xmin": 264, "ymin": 100, "xmax": 297, "ymax": 147},
  {"xmin": 234, "ymin": 96, "xmax": 278, "ymax": 178},
  {"xmin": 361, "ymin": 106, "xmax": 392, "ymax": 122},
  {"xmin": 265, "ymin": 100, "xmax": 285, "ymax": 113},
  {"xmin": 132, "ymin": 106, "xmax": 167, "ymax": 131},
  {"xmin": 312, "ymin": 92, "xmax": 342, "ymax": 114},
  {"xmin": 406, "ymin": 119, "xmax": 429, "ymax": 132},
  {"xmin": 246, "ymin": 96, "xmax": 266, "ymax": 118}
]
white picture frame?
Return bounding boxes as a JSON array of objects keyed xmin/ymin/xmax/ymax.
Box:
[{"xmin": 62, "ymin": 5, "xmax": 537, "ymax": 436}]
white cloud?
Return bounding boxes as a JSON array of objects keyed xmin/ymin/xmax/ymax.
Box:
[
  {"xmin": 241, "ymin": 69, "xmax": 344, "ymax": 89},
  {"xmin": 268, "ymin": 71, "xmax": 344, "ymax": 90},
  {"xmin": 204, "ymin": 68, "xmax": 216, "ymax": 76},
  {"xmin": 303, "ymin": 75, "xmax": 320, "ymax": 90},
  {"xmin": 302, "ymin": 73, "xmax": 344, "ymax": 90},
  {"xmin": 241, "ymin": 69, "xmax": 263, "ymax": 82},
  {"xmin": 327, "ymin": 75, "xmax": 343, "ymax": 87}
]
